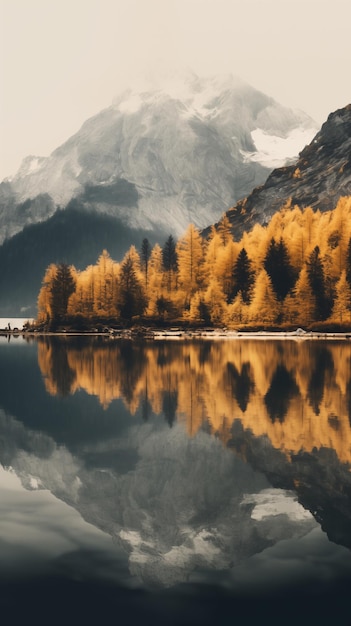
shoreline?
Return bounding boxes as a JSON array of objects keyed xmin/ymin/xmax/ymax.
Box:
[{"xmin": 1, "ymin": 327, "xmax": 351, "ymax": 341}]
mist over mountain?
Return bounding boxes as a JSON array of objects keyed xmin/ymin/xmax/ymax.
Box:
[{"xmin": 1, "ymin": 71, "xmax": 317, "ymax": 243}]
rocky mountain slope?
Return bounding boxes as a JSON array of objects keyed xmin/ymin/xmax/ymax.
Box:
[
  {"xmin": 0, "ymin": 71, "xmax": 317, "ymax": 245},
  {"xmin": 215, "ymin": 104, "xmax": 351, "ymax": 239}
]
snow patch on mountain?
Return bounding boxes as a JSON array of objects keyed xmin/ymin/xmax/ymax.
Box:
[
  {"xmin": 242, "ymin": 488, "xmax": 313, "ymax": 522},
  {"xmin": 241, "ymin": 126, "xmax": 318, "ymax": 168}
]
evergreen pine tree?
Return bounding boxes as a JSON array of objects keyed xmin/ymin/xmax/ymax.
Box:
[
  {"xmin": 162, "ymin": 235, "xmax": 178, "ymax": 292},
  {"xmin": 50, "ymin": 263, "xmax": 76, "ymax": 323},
  {"xmin": 263, "ymin": 238, "xmax": 297, "ymax": 301},
  {"xmin": 141, "ymin": 238, "xmax": 151, "ymax": 288},
  {"xmin": 118, "ymin": 254, "xmax": 147, "ymax": 322},
  {"xmin": 306, "ymin": 246, "xmax": 332, "ymax": 320},
  {"xmin": 231, "ymin": 248, "xmax": 255, "ymax": 304}
]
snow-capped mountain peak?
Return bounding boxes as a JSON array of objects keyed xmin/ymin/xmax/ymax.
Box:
[{"xmin": 1, "ymin": 70, "xmax": 318, "ymax": 248}]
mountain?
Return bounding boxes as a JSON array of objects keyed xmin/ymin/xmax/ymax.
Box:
[
  {"xmin": 0, "ymin": 71, "xmax": 318, "ymax": 316},
  {"xmin": 0, "ymin": 71, "xmax": 317, "ymax": 244},
  {"xmin": 213, "ymin": 104, "xmax": 351, "ymax": 239}
]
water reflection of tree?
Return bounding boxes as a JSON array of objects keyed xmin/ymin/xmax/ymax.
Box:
[
  {"xmin": 346, "ymin": 379, "xmax": 351, "ymax": 427},
  {"xmin": 226, "ymin": 362, "xmax": 254, "ymax": 412},
  {"xmin": 264, "ymin": 365, "xmax": 299, "ymax": 423},
  {"xmin": 49, "ymin": 338, "xmax": 76, "ymax": 397},
  {"xmin": 35, "ymin": 338, "xmax": 351, "ymax": 465},
  {"xmin": 141, "ymin": 378, "xmax": 152, "ymax": 421},
  {"xmin": 162, "ymin": 389, "xmax": 178, "ymax": 427},
  {"xmin": 119, "ymin": 341, "xmax": 147, "ymax": 406},
  {"xmin": 156, "ymin": 342, "xmax": 183, "ymax": 367},
  {"xmin": 199, "ymin": 341, "xmax": 212, "ymax": 365},
  {"xmin": 307, "ymin": 346, "xmax": 334, "ymax": 415}
]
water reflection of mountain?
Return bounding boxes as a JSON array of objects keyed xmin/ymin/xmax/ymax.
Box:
[
  {"xmin": 37, "ymin": 337, "xmax": 351, "ymax": 464},
  {"xmin": 0, "ymin": 406, "xmax": 317, "ymax": 589},
  {"xmin": 228, "ymin": 419, "xmax": 351, "ymax": 550},
  {"xmin": 1, "ymin": 336, "xmax": 351, "ymax": 589}
]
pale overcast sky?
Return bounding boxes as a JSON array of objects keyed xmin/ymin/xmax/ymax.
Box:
[{"xmin": 1, "ymin": 0, "xmax": 350, "ymax": 180}]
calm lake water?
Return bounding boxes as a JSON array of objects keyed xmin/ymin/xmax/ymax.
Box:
[{"xmin": 1, "ymin": 334, "xmax": 351, "ymax": 625}]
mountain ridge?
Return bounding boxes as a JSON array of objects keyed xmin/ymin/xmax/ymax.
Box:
[{"xmin": 214, "ymin": 104, "xmax": 351, "ymax": 239}]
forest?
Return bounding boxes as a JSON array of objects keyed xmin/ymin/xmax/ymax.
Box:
[{"xmin": 35, "ymin": 196, "xmax": 351, "ymax": 330}]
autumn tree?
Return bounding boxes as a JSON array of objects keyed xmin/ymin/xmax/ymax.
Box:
[
  {"xmin": 187, "ymin": 291, "xmax": 208, "ymax": 324},
  {"xmin": 323, "ymin": 197, "xmax": 351, "ymax": 277},
  {"xmin": 203, "ymin": 278, "xmax": 227, "ymax": 325},
  {"xmin": 177, "ymin": 224, "xmax": 204, "ymax": 302},
  {"xmin": 283, "ymin": 205, "xmax": 305, "ymax": 269},
  {"xmin": 241, "ymin": 222, "xmax": 268, "ymax": 273},
  {"xmin": 330, "ymin": 271, "xmax": 351, "ymax": 324},
  {"xmin": 37, "ymin": 264, "xmax": 58, "ymax": 323},
  {"xmin": 303, "ymin": 206, "xmax": 318, "ymax": 248},
  {"xmin": 288, "ymin": 267, "xmax": 315, "ymax": 325},
  {"xmin": 225, "ymin": 292, "xmax": 249, "ymax": 326},
  {"xmin": 93, "ymin": 250, "xmax": 118, "ymax": 317},
  {"xmin": 248, "ymin": 270, "xmax": 278, "ymax": 324},
  {"xmin": 216, "ymin": 240, "xmax": 238, "ymax": 299},
  {"xmin": 146, "ymin": 243, "xmax": 164, "ymax": 316},
  {"xmin": 80, "ymin": 265, "xmax": 96, "ymax": 317},
  {"xmin": 217, "ymin": 213, "xmax": 232, "ymax": 245},
  {"xmin": 203, "ymin": 231, "xmax": 237, "ymax": 299},
  {"xmin": 346, "ymin": 238, "xmax": 351, "ymax": 288},
  {"xmin": 203, "ymin": 230, "xmax": 222, "ymax": 282}
]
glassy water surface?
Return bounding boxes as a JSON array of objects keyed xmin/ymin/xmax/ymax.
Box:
[{"xmin": 1, "ymin": 334, "xmax": 351, "ymax": 625}]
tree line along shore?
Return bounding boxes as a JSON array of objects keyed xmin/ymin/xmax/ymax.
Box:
[{"xmin": 21, "ymin": 196, "xmax": 351, "ymax": 334}]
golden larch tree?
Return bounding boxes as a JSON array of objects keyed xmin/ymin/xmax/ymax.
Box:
[
  {"xmin": 289, "ymin": 267, "xmax": 315, "ymax": 325},
  {"xmin": 330, "ymin": 270, "xmax": 351, "ymax": 324},
  {"xmin": 177, "ymin": 224, "xmax": 205, "ymax": 305},
  {"xmin": 37, "ymin": 263, "xmax": 58, "ymax": 323},
  {"xmin": 146, "ymin": 243, "xmax": 164, "ymax": 316},
  {"xmin": 248, "ymin": 269, "xmax": 278, "ymax": 324}
]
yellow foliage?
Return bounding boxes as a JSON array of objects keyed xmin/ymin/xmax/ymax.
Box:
[{"xmin": 36, "ymin": 197, "xmax": 351, "ymax": 328}]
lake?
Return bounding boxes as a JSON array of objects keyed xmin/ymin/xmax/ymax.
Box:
[
  {"xmin": 0, "ymin": 334, "xmax": 351, "ymax": 625},
  {"xmin": 0, "ymin": 317, "xmax": 33, "ymax": 331}
]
